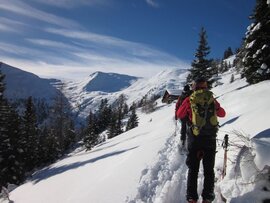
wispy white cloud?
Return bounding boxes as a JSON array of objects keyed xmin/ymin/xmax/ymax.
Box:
[
  {"xmin": 0, "ymin": 0, "xmax": 190, "ymax": 79},
  {"xmin": 1, "ymin": 54, "xmax": 189, "ymax": 80},
  {"xmin": 0, "ymin": 17, "xmax": 26, "ymax": 32},
  {"xmin": 30, "ymin": 0, "xmax": 110, "ymax": 9},
  {"xmin": 45, "ymin": 27, "xmax": 134, "ymax": 48},
  {"xmin": 0, "ymin": 23, "xmax": 15, "ymax": 32},
  {"xmin": 1, "ymin": 35, "xmax": 190, "ymax": 79},
  {"xmin": 0, "ymin": 42, "xmax": 44, "ymax": 56},
  {"xmin": 0, "ymin": 42, "xmax": 79, "ymax": 65},
  {"xmin": 44, "ymin": 27, "xmax": 179, "ymax": 62},
  {"xmin": 25, "ymin": 33, "xmax": 187, "ymax": 68},
  {"xmin": 146, "ymin": 0, "xmax": 159, "ymax": 8},
  {"xmin": 1, "ymin": 24, "xmax": 190, "ymax": 79},
  {"xmin": 0, "ymin": 0, "xmax": 80, "ymax": 28},
  {"xmin": 26, "ymin": 38, "xmax": 81, "ymax": 51}
]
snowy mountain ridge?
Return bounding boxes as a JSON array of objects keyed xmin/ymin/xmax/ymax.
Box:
[
  {"xmin": 1, "ymin": 63, "xmax": 186, "ymax": 115},
  {"xmin": 0, "ymin": 63, "xmax": 61, "ymax": 102},
  {"xmin": 83, "ymin": 71, "xmax": 139, "ymax": 93},
  {"xmin": 1, "ymin": 61, "xmax": 189, "ymax": 119},
  {"xmin": 1, "ymin": 66, "xmax": 270, "ymax": 203},
  {"xmin": 1, "ymin": 61, "xmax": 270, "ymax": 203},
  {"xmin": 63, "ymin": 68, "xmax": 188, "ymax": 118}
]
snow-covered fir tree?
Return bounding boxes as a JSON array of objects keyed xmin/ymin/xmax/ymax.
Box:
[
  {"xmin": 141, "ymin": 95, "xmax": 158, "ymax": 113},
  {"xmin": 97, "ymin": 99, "xmax": 112, "ymax": 133},
  {"xmin": 223, "ymin": 47, "xmax": 234, "ymax": 59},
  {"xmin": 115, "ymin": 110, "xmax": 124, "ymax": 135},
  {"xmin": 50, "ymin": 83, "xmax": 76, "ymax": 153},
  {"xmin": 187, "ymin": 27, "xmax": 213, "ymax": 83},
  {"xmin": 107, "ymin": 111, "xmax": 118, "ymax": 139},
  {"xmin": 114, "ymin": 94, "xmax": 128, "ymax": 120},
  {"xmin": 126, "ymin": 105, "xmax": 139, "ymax": 131},
  {"xmin": 234, "ymin": 41, "xmax": 246, "ymax": 73},
  {"xmin": 37, "ymin": 126, "xmax": 57, "ymax": 163},
  {"xmin": 84, "ymin": 111, "xmax": 99, "ymax": 150},
  {"xmin": 21, "ymin": 96, "xmax": 39, "ymax": 171},
  {"xmin": 0, "ymin": 71, "xmax": 25, "ymax": 186},
  {"xmin": 242, "ymin": 0, "xmax": 270, "ymax": 84}
]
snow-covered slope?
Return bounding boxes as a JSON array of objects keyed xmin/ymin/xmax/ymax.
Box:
[
  {"xmin": 2, "ymin": 67, "xmax": 270, "ymax": 203},
  {"xmin": 0, "ymin": 63, "xmax": 60, "ymax": 101},
  {"xmin": 121, "ymin": 69, "xmax": 188, "ymax": 104},
  {"xmin": 65, "ymin": 69, "xmax": 188, "ymax": 118},
  {"xmin": 0, "ymin": 62, "xmax": 188, "ymax": 120},
  {"xmin": 83, "ymin": 71, "xmax": 138, "ymax": 93}
]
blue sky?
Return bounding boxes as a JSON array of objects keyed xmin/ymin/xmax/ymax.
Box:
[{"xmin": 0, "ymin": 0, "xmax": 256, "ymax": 79}]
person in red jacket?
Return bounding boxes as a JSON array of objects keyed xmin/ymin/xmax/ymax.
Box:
[
  {"xmin": 176, "ymin": 78, "xmax": 225, "ymax": 203},
  {"xmin": 175, "ymin": 84, "xmax": 193, "ymax": 146}
]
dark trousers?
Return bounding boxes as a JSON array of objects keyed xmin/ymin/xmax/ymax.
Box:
[
  {"xmin": 186, "ymin": 142, "xmax": 216, "ymax": 201},
  {"xmin": 180, "ymin": 119, "xmax": 187, "ymax": 144}
]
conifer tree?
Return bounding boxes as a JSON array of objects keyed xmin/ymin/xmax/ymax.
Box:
[
  {"xmin": 242, "ymin": 0, "xmax": 270, "ymax": 84},
  {"xmin": 97, "ymin": 99, "xmax": 111, "ymax": 132},
  {"xmin": 37, "ymin": 126, "xmax": 51, "ymax": 163},
  {"xmin": 115, "ymin": 110, "xmax": 123, "ymax": 135},
  {"xmin": 36, "ymin": 98, "xmax": 49, "ymax": 124},
  {"xmin": 50, "ymin": 83, "xmax": 75, "ymax": 153},
  {"xmin": 123, "ymin": 103, "xmax": 129, "ymax": 116},
  {"xmin": 187, "ymin": 27, "xmax": 212, "ymax": 83},
  {"xmin": 142, "ymin": 95, "xmax": 157, "ymax": 113},
  {"xmin": 210, "ymin": 59, "xmax": 219, "ymax": 77},
  {"xmin": 107, "ymin": 111, "xmax": 118, "ymax": 139},
  {"xmin": 126, "ymin": 107, "xmax": 139, "ymax": 131},
  {"xmin": 52, "ymin": 85, "xmax": 65, "ymax": 151},
  {"xmin": 0, "ymin": 70, "xmax": 9, "ymax": 186},
  {"xmin": 223, "ymin": 47, "xmax": 234, "ymax": 59},
  {"xmin": 106, "ymin": 96, "xmax": 130, "ymax": 138},
  {"xmin": 0, "ymin": 106, "xmax": 25, "ymax": 186},
  {"xmin": 230, "ymin": 74, "xmax": 235, "ymax": 83},
  {"xmin": 0, "ymin": 70, "xmax": 25, "ymax": 186},
  {"xmin": 84, "ymin": 111, "xmax": 99, "ymax": 150},
  {"xmin": 114, "ymin": 94, "xmax": 128, "ymax": 120},
  {"xmin": 44, "ymin": 128, "xmax": 61, "ymax": 161},
  {"xmin": 36, "ymin": 125, "xmax": 60, "ymax": 164},
  {"xmin": 234, "ymin": 45, "xmax": 246, "ymax": 74},
  {"xmin": 21, "ymin": 96, "xmax": 39, "ymax": 171},
  {"xmin": 64, "ymin": 120, "xmax": 76, "ymax": 150}
]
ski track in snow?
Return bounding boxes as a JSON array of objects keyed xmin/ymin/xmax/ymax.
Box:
[
  {"xmin": 128, "ymin": 132, "xmax": 188, "ymax": 203},
  {"xmin": 128, "ymin": 130, "xmax": 227, "ymax": 203}
]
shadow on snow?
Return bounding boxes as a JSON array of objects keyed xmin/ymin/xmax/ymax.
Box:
[{"xmin": 31, "ymin": 146, "xmax": 138, "ymax": 184}]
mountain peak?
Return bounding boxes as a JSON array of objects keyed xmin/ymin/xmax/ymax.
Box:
[
  {"xmin": 1, "ymin": 63, "xmax": 60, "ymax": 101},
  {"xmin": 84, "ymin": 71, "xmax": 139, "ymax": 93}
]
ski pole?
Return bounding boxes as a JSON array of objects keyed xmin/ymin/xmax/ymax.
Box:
[
  {"xmin": 174, "ymin": 119, "xmax": 177, "ymax": 136},
  {"xmin": 222, "ymin": 134, "xmax": 229, "ymax": 179}
]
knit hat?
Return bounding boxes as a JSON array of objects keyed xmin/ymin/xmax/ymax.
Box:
[
  {"xmin": 192, "ymin": 77, "xmax": 208, "ymax": 90},
  {"xmin": 183, "ymin": 84, "xmax": 190, "ymax": 92}
]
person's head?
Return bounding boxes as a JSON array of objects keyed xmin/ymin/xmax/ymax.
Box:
[
  {"xmin": 183, "ymin": 84, "xmax": 190, "ymax": 92},
  {"xmin": 192, "ymin": 77, "xmax": 208, "ymax": 90}
]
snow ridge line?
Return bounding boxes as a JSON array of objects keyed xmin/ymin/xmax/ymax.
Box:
[{"xmin": 128, "ymin": 134, "xmax": 188, "ymax": 203}]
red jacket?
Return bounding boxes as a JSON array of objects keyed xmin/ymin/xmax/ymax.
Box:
[
  {"xmin": 175, "ymin": 97, "xmax": 182, "ymax": 119},
  {"xmin": 176, "ymin": 97, "xmax": 226, "ymax": 121},
  {"xmin": 175, "ymin": 90, "xmax": 193, "ymax": 119}
]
